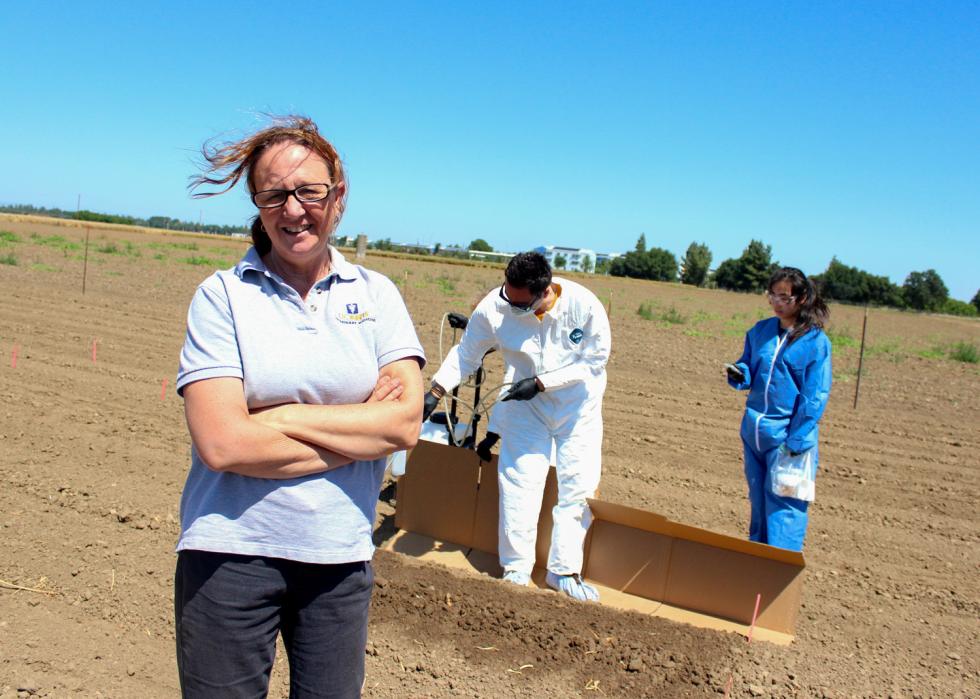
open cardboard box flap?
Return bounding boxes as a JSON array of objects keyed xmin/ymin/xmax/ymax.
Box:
[{"xmin": 385, "ymin": 440, "xmax": 805, "ymax": 644}]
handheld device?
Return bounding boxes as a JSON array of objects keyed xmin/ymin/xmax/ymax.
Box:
[{"xmin": 725, "ymin": 363, "xmax": 745, "ymax": 382}]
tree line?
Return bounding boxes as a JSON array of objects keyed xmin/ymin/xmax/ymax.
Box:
[
  {"xmin": 607, "ymin": 235, "xmax": 978, "ymax": 317},
  {"xmin": 0, "ymin": 203, "xmax": 249, "ymax": 237}
]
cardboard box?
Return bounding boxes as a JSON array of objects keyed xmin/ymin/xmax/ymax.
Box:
[{"xmin": 385, "ymin": 440, "xmax": 805, "ymax": 644}]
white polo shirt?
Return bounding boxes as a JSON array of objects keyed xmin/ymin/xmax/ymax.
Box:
[{"xmin": 176, "ymin": 246, "xmax": 424, "ymax": 564}]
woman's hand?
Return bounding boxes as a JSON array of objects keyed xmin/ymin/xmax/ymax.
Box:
[{"xmin": 367, "ymin": 374, "xmax": 403, "ymax": 403}]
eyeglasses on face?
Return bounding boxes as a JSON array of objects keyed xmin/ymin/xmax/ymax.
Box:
[
  {"xmin": 499, "ymin": 284, "xmax": 543, "ymax": 312},
  {"xmin": 766, "ymin": 290, "xmax": 797, "ymax": 305},
  {"xmin": 251, "ymin": 183, "xmax": 338, "ymax": 209}
]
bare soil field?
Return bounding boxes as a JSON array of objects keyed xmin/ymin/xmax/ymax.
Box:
[{"xmin": 1, "ymin": 215, "xmax": 977, "ymax": 698}]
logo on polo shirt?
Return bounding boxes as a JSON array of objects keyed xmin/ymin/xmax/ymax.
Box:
[
  {"xmin": 337, "ymin": 301, "xmax": 375, "ymax": 324},
  {"xmin": 569, "ymin": 328, "xmax": 584, "ymax": 344}
]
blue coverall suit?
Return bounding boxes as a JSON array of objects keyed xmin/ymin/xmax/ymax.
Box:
[{"xmin": 728, "ymin": 318, "xmax": 832, "ymax": 551}]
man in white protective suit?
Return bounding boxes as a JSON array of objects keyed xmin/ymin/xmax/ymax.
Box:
[{"xmin": 421, "ymin": 252, "xmax": 611, "ymax": 601}]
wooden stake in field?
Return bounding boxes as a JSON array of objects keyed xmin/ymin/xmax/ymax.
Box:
[
  {"xmin": 81, "ymin": 224, "xmax": 91, "ymax": 294},
  {"xmin": 853, "ymin": 306, "xmax": 869, "ymax": 409}
]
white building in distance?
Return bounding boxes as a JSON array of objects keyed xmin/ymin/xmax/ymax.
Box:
[
  {"xmin": 535, "ymin": 245, "xmax": 623, "ymax": 273},
  {"xmin": 534, "ymin": 245, "xmax": 597, "ymax": 272}
]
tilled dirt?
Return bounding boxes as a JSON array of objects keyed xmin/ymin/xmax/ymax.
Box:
[{"xmin": 1, "ymin": 216, "xmax": 978, "ymax": 698}]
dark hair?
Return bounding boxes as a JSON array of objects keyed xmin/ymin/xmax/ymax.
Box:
[
  {"xmin": 768, "ymin": 266, "xmax": 829, "ymax": 342},
  {"xmin": 188, "ymin": 115, "xmax": 347, "ymax": 256},
  {"xmin": 505, "ymin": 252, "xmax": 552, "ymax": 295}
]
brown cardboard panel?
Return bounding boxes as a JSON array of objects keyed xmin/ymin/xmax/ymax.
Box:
[
  {"xmin": 587, "ymin": 499, "xmax": 672, "ymax": 533},
  {"xmin": 471, "ymin": 459, "xmax": 501, "ymax": 555},
  {"xmin": 669, "ymin": 520, "xmax": 806, "ymax": 567},
  {"xmin": 396, "ymin": 440, "xmax": 480, "ymax": 548},
  {"xmin": 663, "ymin": 539, "xmax": 804, "ymax": 634},
  {"xmin": 394, "ymin": 444, "xmax": 804, "ymax": 641},
  {"xmin": 582, "ymin": 520, "xmax": 672, "ymax": 602}
]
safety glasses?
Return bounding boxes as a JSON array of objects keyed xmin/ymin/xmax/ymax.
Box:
[{"xmin": 499, "ymin": 284, "xmax": 543, "ymax": 312}]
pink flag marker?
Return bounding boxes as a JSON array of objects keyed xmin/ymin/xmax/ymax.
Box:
[
  {"xmin": 91, "ymin": 338, "xmax": 98, "ymax": 363},
  {"xmin": 723, "ymin": 672, "xmax": 733, "ymax": 698},
  {"xmin": 747, "ymin": 592, "xmax": 762, "ymax": 643},
  {"xmin": 10, "ymin": 345, "xmax": 18, "ymax": 369},
  {"xmin": 160, "ymin": 378, "xmax": 168, "ymax": 401}
]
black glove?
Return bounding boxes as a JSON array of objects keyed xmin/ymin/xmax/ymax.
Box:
[
  {"xmin": 476, "ymin": 432, "xmax": 500, "ymax": 462},
  {"xmin": 501, "ymin": 377, "xmax": 542, "ymax": 402},
  {"xmin": 447, "ymin": 312, "xmax": 469, "ymax": 330},
  {"xmin": 422, "ymin": 391, "xmax": 440, "ymax": 422}
]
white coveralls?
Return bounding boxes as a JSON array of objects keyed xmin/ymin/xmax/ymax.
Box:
[{"xmin": 432, "ymin": 279, "xmax": 611, "ymax": 577}]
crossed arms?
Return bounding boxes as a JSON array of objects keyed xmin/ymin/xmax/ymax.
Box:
[{"xmin": 183, "ymin": 357, "xmax": 423, "ymax": 479}]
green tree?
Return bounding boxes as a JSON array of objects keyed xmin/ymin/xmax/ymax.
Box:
[
  {"xmin": 468, "ymin": 238, "xmax": 493, "ymax": 252},
  {"xmin": 594, "ymin": 258, "xmax": 612, "ymax": 275},
  {"xmin": 903, "ymin": 269, "xmax": 949, "ymax": 311},
  {"xmin": 609, "ymin": 246, "xmax": 678, "ymax": 282},
  {"xmin": 580, "ymin": 255, "xmax": 593, "ymax": 273},
  {"xmin": 972, "ymin": 289, "xmax": 980, "ymax": 313},
  {"xmin": 554, "ymin": 253, "xmax": 568, "ymax": 270},
  {"xmin": 635, "ymin": 234, "xmax": 647, "ymax": 253},
  {"xmin": 680, "ymin": 242, "xmax": 712, "ymax": 286},
  {"xmin": 942, "ymin": 299, "xmax": 978, "ymax": 317},
  {"xmin": 815, "ymin": 257, "xmax": 903, "ymax": 307},
  {"xmin": 712, "ymin": 240, "xmax": 778, "ymax": 292}
]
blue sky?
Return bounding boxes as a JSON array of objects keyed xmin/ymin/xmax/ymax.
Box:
[{"xmin": 2, "ymin": 2, "xmax": 977, "ymax": 300}]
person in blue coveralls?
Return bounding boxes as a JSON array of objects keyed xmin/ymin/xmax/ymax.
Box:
[
  {"xmin": 175, "ymin": 116, "xmax": 424, "ymax": 698},
  {"xmin": 726, "ymin": 267, "xmax": 832, "ymax": 552}
]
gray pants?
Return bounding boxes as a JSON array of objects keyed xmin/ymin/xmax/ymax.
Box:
[{"xmin": 175, "ymin": 550, "xmax": 373, "ymax": 698}]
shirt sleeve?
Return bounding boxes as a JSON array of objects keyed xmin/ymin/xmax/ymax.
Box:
[
  {"xmin": 728, "ymin": 331, "xmax": 753, "ymax": 390},
  {"xmin": 176, "ymin": 279, "xmax": 244, "ymax": 397},
  {"xmin": 786, "ymin": 333, "xmax": 832, "ymax": 452},
  {"xmin": 432, "ymin": 307, "xmax": 498, "ymax": 391},
  {"xmin": 369, "ymin": 273, "xmax": 426, "ymax": 369},
  {"xmin": 538, "ymin": 296, "xmax": 611, "ymax": 391}
]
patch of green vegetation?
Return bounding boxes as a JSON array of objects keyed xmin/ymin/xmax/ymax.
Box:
[
  {"xmin": 0, "ymin": 253, "xmax": 18, "ymax": 266},
  {"xmin": 866, "ymin": 338, "xmax": 907, "ymax": 362},
  {"xmin": 433, "ymin": 275, "xmax": 457, "ymax": 294},
  {"xmin": 948, "ymin": 341, "xmax": 979, "ymax": 364},
  {"xmin": 153, "ymin": 252, "xmax": 167, "ymax": 261},
  {"xmin": 179, "ymin": 256, "xmax": 226, "ymax": 267},
  {"xmin": 30, "ymin": 263, "xmax": 58, "ymax": 272},
  {"xmin": 147, "ymin": 241, "xmax": 200, "ymax": 251},
  {"xmin": 0, "ymin": 230, "xmax": 21, "ymax": 243},
  {"xmin": 825, "ymin": 326, "xmax": 859, "ymax": 354},
  {"xmin": 660, "ymin": 306, "xmax": 686, "ymax": 324},
  {"xmin": 123, "ymin": 240, "xmax": 141, "ymax": 257},
  {"xmin": 916, "ymin": 345, "xmax": 946, "ymax": 361},
  {"xmin": 637, "ymin": 302, "xmax": 686, "ymax": 325},
  {"xmin": 96, "ymin": 242, "xmax": 121, "ymax": 254},
  {"xmin": 690, "ymin": 310, "xmax": 719, "ymax": 324},
  {"xmin": 683, "ymin": 327, "xmax": 709, "ymax": 338},
  {"xmin": 29, "ymin": 233, "xmax": 80, "ymax": 251}
]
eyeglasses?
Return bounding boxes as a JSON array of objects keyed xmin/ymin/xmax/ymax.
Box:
[
  {"xmin": 251, "ymin": 183, "xmax": 338, "ymax": 209},
  {"xmin": 766, "ymin": 291, "xmax": 796, "ymax": 305},
  {"xmin": 499, "ymin": 284, "xmax": 543, "ymax": 312}
]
